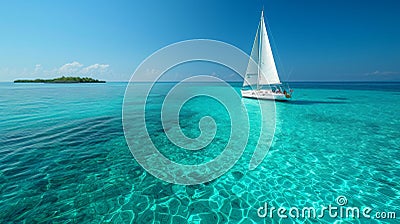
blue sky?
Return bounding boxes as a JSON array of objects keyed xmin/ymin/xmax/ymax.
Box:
[{"xmin": 0, "ymin": 0, "xmax": 399, "ymax": 81}]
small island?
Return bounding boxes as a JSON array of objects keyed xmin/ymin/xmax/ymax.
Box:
[{"xmin": 14, "ymin": 76, "xmax": 106, "ymax": 83}]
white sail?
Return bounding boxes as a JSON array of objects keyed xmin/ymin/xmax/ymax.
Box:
[
  {"xmin": 259, "ymin": 11, "xmax": 281, "ymax": 85},
  {"xmin": 244, "ymin": 10, "xmax": 281, "ymax": 87},
  {"xmin": 243, "ymin": 24, "xmax": 260, "ymax": 87}
]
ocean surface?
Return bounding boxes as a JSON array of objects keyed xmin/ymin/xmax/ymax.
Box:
[{"xmin": 0, "ymin": 82, "xmax": 399, "ymax": 223}]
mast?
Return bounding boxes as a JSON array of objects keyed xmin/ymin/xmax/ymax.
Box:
[{"xmin": 257, "ymin": 10, "xmax": 263, "ymax": 90}]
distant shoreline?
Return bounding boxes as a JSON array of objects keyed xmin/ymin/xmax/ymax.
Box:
[
  {"xmin": 7, "ymin": 80, "xmax": 400, "ymax": 84},
  {"xmin": 14, "ymin": 76, "xmax": 106, "ymax": 83}
]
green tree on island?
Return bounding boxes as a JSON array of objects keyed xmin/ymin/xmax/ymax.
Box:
[{"xmin": 14, "ymin": 76, "xmax": 106, "ymax": 83}]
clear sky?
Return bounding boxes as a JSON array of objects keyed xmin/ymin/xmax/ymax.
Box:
[{"xmin": 0, "ymin": 0, "xmax": 399, "ymax": 82}]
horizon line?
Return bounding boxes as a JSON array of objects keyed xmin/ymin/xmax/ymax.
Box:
[{"xmin": 3, "ymin": 80, "xmax": 400, "ymax": 83}]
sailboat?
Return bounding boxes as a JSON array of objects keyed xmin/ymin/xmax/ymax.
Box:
[{"xmin": 241, "ymin": 10, "xmax": 292, "ymax": 101}]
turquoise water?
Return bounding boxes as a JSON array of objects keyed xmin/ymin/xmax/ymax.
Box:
[{"xmin": 0, "ymin": 82, "xmax": 399, "ymax": 223}]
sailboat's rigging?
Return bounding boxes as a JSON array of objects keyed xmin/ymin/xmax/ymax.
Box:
[{"xmin": 241, "ymin": 10, "xmax": 292, "ymax": 101}]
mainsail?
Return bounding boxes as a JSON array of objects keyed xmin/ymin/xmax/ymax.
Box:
[
  {"xmin": 243, "ymin": 23, "xmax": 260, "ymax": 87},
  {"xmin": 243, "ymin": 10, "xmax": 281, "ymax": 87}
]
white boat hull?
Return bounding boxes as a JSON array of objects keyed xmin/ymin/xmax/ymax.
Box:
[{"xmin": 241, "ymin": 89, "xmax": 291, "ymax": 101}]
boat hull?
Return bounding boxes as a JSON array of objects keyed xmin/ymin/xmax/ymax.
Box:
[{"xmin": 241, "ymin": 90, "xmax": 291, "ymax": 101}]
